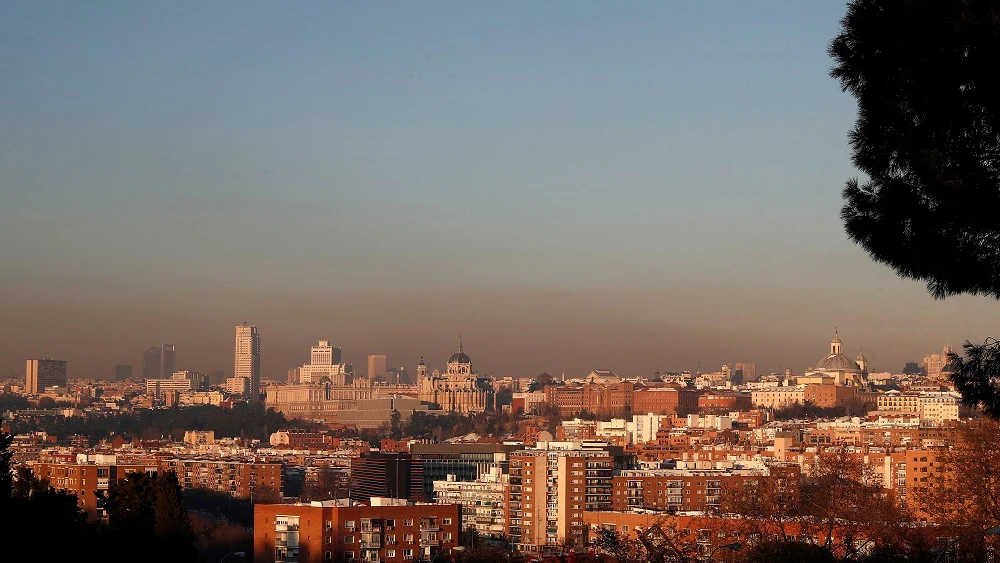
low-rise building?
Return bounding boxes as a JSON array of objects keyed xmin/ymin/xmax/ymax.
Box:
[
  {"xmin": 751, "ymin": 386, "xmax": 805, "ymax": 409},
  {"xmin": 30, "ymin": 453, "xmax": 159, "ymax": 519},
  {"xmin": 253, "ymin": 498, "xmax": 461, "ymax": 563},
  {"xmin": 159, "ymin": 457, "xmax": 283, "ymax": 499}
]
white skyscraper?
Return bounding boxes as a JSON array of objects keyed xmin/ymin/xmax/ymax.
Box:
[
  {"xmin": 299, "ymin": 340, "xmax": 347, "ymax": 384},
  {"xmin": 234, "ymin": 323, "xmax": 261, "ymax": 399},
  {"xmin": 311, "ymin": 340, "xmax": 342, "ymax": 366}
]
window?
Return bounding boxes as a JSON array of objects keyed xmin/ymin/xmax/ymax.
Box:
[
  {"xmin": 404, "ymin": 519, "xmax": 414, "ymax": 527},
  {"xmin": 404, "ymin": 534, "xmax": 414, "ymax": 543},
  {"xmin": 346, "ymin": 520, "xmax": 356, "ymax": 530},
  {"xmin": 345, "ymin": 536, "xmax": 354, "ymax": 544},
  {"xmin": 443, "ymin": 533, "xmax": 452, "ymax": 541},
  {"xmin": 326, "ymin": 536, "xmax": 332, "ymax": 544},
  {"xmin": 325, "ymin": 552, "xmax": 332, "ymax": 560},
  {"xmin": 442, "ymin": 518, "xmax": 452, "ymax": 526},
  {"xmin": 386, "ymin": 519, "xmax": 396, "ymax": 528},
  {"xmin": 403, "ymin": 549, "xmax": 414, "ymax": 560},
  {"xmin": 386, "ymin": 550, "xmax": 396, "ymax": 558},
  {"xmin": 345, "ymin": 552, "xmax": 355, "ymax": 560},
  {"xmin": 326, "ymin": 520, "xmax": 333, "ymax": 531}
]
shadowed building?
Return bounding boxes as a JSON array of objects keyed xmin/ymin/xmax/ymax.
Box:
[
  {"xmin": 114, "ymin": 364, "xmax": 132, "ymax": 381},
  {"xmin": 26, "ymin": 359, "xmax": 67, "ymax": 394},
  {"xmin": 350, "ymin": 453, "xmax": 425, "ymax": 503},
  {"xmin": 142, "ymin": 346, "xmax": 161, "ymax": 379}
]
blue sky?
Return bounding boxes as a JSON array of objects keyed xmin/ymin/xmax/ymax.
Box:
[{"xmin": 3, "ymin": 1, "xmax": 996, "ymax": 379}]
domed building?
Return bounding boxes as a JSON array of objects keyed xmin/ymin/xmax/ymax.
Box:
[
  {"xmin": 804, "ymin": 330, "xmax": 867, "ymax": 387},
  {"xmin": 417, "ymin": 337, "xmax": 496, "ymax": 413}
]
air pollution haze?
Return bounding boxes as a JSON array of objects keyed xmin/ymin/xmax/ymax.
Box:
[{"xmin": 2, "ymin": 2, "xmax": 999, "ymax": 382}]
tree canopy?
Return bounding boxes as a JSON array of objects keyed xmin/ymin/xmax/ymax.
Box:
[
  {"xmin": 830, "ymin": 0, "xmax": 1000, "ymax": 414},
  {"xmin": 830, "ymin": 0, "xmax": 1000, "ymax": 300}
]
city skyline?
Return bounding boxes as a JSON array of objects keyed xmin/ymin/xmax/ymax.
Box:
[
  {"xmin": 0, "ymin": 319, "xmax": 981, "ymax": 383},
  {"xmin": 4, "ymin": 2, "xmax": 1000, "ymax": 381}
]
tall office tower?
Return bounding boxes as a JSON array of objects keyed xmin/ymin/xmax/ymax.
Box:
[
  {"xmin": 114, "ymin": 364, "xmax": 133, "ymax": 381},
  {"xmin": 160, "ymin": 344, "xmax": 176, "ymax": 379},
  {"xmin": 142, "ymin": 346, "xmax": 162, "ymax": 378},
  {"xmin": 311, "ymin": 340, "xmax": 342, "ymax": 366},
  {"xmin": 924, "ymin": 345, "xmax": 954, "ymax": 379},
  {"xmin": 234, "ymin": 323, "xmax": 261, "ymax": 399},
  {"xmin": 287, "ymin": 367, "xmax": 300, "ymax": 384},
  {"xmin": 368, "ymin": 354, "xmax": 387, "ymax": 381},
  {"xmin": 734, "ymin": 362, "xmax": 757, "ymax": 382},
  {"xmin": 26, "ymin": 359, "xmax": 68, "ymax": 394}
]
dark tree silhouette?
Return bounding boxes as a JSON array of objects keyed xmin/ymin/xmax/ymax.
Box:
[
  {"xmin": 0, "ymin": 430, "xmax": 12, "ymax": 505},
  {"xmin": 389, "ymin": 409, "xmax": 403, "ymax": 440},
  {"xmin": 830, "ymin": 0, "xmax": 1000, "ymax": 413},
  {"xmin": 153, "ymin": 471, "xmax": 197, "ymax": 561},
  {"xmin": 948, "ymin": 339, "xmax": 1000, "ymax": 416},
  {"xmin": 103, "ymin": 470, "xmax": 198, "ymax": 562}
]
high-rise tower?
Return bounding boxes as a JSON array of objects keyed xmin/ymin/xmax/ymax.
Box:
[
  {"xmin": 26, "ymin": 359, "xmax": 67, "ymax": 394},
  {"xmin": 160, "ymin": 344, "xmax": 176, "ymax": 379},
  {"xmin": 142, "ymin": 346, "xmax": 162, "ymax": 378},
  {"xmin": 234, "ymin": 323, "xmax": 261, "ymax": 399},
  {"xmin": 368, "ymin": 354, "xmax": 387, "ymax": 381},
  {"xmin": 311, "ymin": 340, "xmax": 342, "ymax": 366}
]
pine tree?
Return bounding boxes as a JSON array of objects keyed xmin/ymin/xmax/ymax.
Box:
[
  {"xmin": 153, "ymin": 471, "xmax": 197, "ymax": 561},
  {"xmin": 830, "ymin": 0, "xmax": 1000, "ymax": 413}
]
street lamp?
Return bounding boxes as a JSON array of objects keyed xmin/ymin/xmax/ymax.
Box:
[
  {"xmin": 708, "ymin": 542, "xmax": 742, "ymax": 561},
  {"xmin": 932, "ymin": 528, "xmax": 1000, "ymax": 563},
  {"xmin": 220, "ymin": 552, "xmax": 246, "ymax": 563}
]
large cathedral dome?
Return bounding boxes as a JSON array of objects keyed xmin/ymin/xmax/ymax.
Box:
[
  {"xmin": 814, "ymin": 330, "xmax": 861, "ymax": 372},
  {"xmin": 815, "ymin": 353, "xmax": 859, "ymax": 371},
  {"xmin": 448, "ymin": 351, "xmax": 471, "ymax": 364},
  {"xmin": 448, "ymin": 335, "xmax": 471, "ymax": 365}
]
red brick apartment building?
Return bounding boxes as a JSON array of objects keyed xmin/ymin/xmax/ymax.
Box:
[
  {"xmin": 31, "ymin": 454, "xmax": 159, "ymax": 519},
  {"xmin": 697, "ymin": 392, "xmax": 752, "ymax": 412},
  {"xmin": 545, "ymin": 383, "xmax": 699, "ymax": 417},
  {"xmin": 803, "ymin": 384, "xmax": 858, "ymax": 408},
  {"xmin": 159, "ymin": 458, "xmax": 284, "ymax": 499},
  {"xmin": 632, "ymin": 387, "xmax": 700, "ymax": 416},
  {"xmin": 254, "ymin": 499, "xmax": 460, "ymax": 563},
  {"xmin": 611, "ymin": 465, "xmax": 801, "ymax": 512}
]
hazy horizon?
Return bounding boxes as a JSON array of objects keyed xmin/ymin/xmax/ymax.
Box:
[{"xmin": 4, "ymin": 1, "xmax": 1000, "ymax": 382}]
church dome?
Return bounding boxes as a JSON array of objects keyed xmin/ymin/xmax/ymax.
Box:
[
  {"xmin": 814, "ymin": 329, "xmax": 861, "ymax": 372},
  {"xmin": 448, "ymin": 334, "xmax": 471, "ymax": 364},
  {"xmin": 815, "ymin": 353, "xmax": 859, "ymax": 371},
  {"xmin": 448, "ymin": 352, "xmax": 471, "ymax": 364}
]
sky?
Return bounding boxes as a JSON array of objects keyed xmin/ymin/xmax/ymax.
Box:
[{"xmin": 3, "ymin": 1, "xmax": 999, "ymax": 381}]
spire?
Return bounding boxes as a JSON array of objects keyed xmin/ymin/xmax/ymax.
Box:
[
  {"xmin": 831, "ymin": 328, "xmax": 843, "ymax": 355},
  {"xmin": 458, "ymin": 333, "xmax": 463, "ymax": 353}
]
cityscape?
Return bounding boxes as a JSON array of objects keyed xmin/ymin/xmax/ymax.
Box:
[{"xmin": 3, "ymin": 1, "xmax": 1000, "ymax": 563}]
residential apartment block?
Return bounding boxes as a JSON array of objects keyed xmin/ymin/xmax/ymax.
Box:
[
  {"xmin": 253, "ymin": 498, "xmax": 460, "ymax": 563},
  {"xmin": 159, "ymin": 458, "xmax": 283, "ymax": 499}
]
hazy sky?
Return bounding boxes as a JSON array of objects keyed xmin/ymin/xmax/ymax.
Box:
[{"xmin": 3, "ymin": 1, "xmax": 999, "ymax": 381}]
